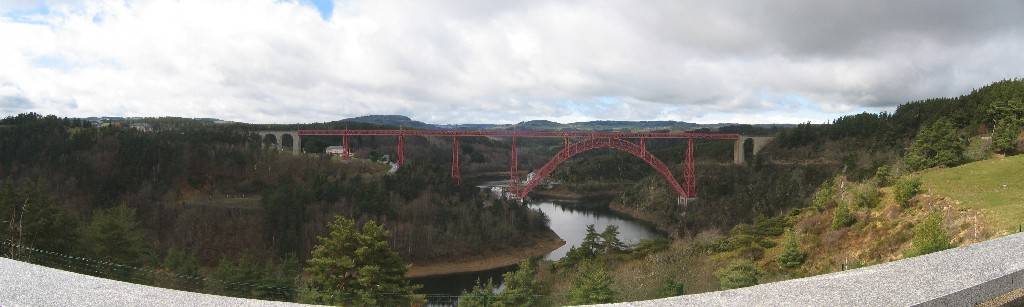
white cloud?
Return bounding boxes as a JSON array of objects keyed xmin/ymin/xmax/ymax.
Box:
[{"xmin": 1, "ymin": 0, "xmax": 1022, "ymax": 124}]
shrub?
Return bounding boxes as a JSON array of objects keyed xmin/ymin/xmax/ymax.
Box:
[
  {"xmin": 853, "ymin": 181, "xmax": 881, "ymax": 208},
  {"xmin": 715, "ymin": 260, "xmax": 761, "ymax": 290},
  {"xmin": 631, "ymin": 238, "xmax": 670, "ymax": 257},
  {"xmin": 964, "ymin": 136, "xmax": 994, "ymax": 161},
  {"xmin": 657, "ymin": 278, "xmax": 685, "ymax": 298},
  {"xmin": 458, "ymin": 279, "xmax": 499, "ymax": 307},
  {"xmin": 810, "ymin": 179, "xmax": 836, "ymax": 211},
  {"xmin": 832, "ymin": 204, "xmax": 854, "ymax": 229},
  {"xmin": 777, "ymin": 229, "xmax": 806, "ymax": 269},
  {"xmin": 875, "ymin": 165, "xmax": 892, "ymax": 186},
  {"xmin": 894, "ymin": 177, "xmax": 922, "ymax": 208},
  {"xmin": 736, "ymin": 245, "xmax": 765, "ymax": 260},
  {"xmin": 752, "ymin": 216, "xmax": 788, "ymax": 237},
  {"xmin": 907, "ymin": 211, "xmax": 952, "ymax": 257}
]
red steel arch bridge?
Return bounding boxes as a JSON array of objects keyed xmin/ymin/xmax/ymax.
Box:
[{"xmin": 280, "ymin": 129, "xmax": 744, "ymax": 200}]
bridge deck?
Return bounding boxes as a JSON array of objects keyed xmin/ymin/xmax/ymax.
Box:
[{"xmin": 297, "ymin": 129, "xmax": 741, "ymax": 139}]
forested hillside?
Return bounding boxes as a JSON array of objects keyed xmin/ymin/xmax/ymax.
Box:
[{"xmin": 0, "ymin": 113, "xmax": 550, "ymax": 301}]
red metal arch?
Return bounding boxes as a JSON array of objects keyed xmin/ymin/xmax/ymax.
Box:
[{"xmin": 517, "ymin": 138, "xmax": 689, "ymax": 199}]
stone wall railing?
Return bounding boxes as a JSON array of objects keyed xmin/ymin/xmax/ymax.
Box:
[{"xmin": 602, "ymin": 232, "xmax": 1024, "ymax": 306}]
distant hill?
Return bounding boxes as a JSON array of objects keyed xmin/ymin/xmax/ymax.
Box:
[{"xmin": 338, "ymin": 115, "xmax": 435, "ymax": 129}]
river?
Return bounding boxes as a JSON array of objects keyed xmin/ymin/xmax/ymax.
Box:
[{"xmin": 413, "ymin": 182, "xmax": 664, "ymax": 305}]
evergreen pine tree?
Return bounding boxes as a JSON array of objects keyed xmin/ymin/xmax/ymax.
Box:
[
  {"xmin": 905, "ymin": 118, "xmax": 966, "ymax": 170},
  {"xmin": 894, "ymin": 177, "xmax": 922, "ymax": 208},
  {"xmin": 989, "ymin": 99, "xmax": 1024, "ymax": 154},
  {"xmin": 156, "ymin": 248, "xmax": 202, "ymax": 291},
  {"xmin": 907, "ymin": 211, "xmax": 953, "ymax": 257},
  {"xmin": 715, "ymin": 260, "xmax": 760, "ymax": 289},
  {"xmin": 567, "ymin": 260, "xmax": 617, "ymax": 305},
  {"xmin": 302, "ymin": 216, "xmax": 421, "ymax": 306},
  {"xmin": 457, "ymin": 278, "xmax": 499, "ymax": 307},
  {"xmin": 497, "ymin": 258, "xmax": 542, "ymax": 306},
  {"xmin": 600, "ymin": 225, "xmax": 627, "ymax": 254},
  {"xmin": 0, "ymin": 180, "xmax": 78, "ymax": 256},
  {"xmin": 83, "ymin": 204, "xmax": 149, "ymax": 263},
  {"xmin": 579, "ymin": 224, "xmax": 602, "ymax": 257},
  {"xmin": 875, "ymin": 165, "xmax": 892, "ymax": 186},
  {"xmin": 777, "ymin": 229, "xmax": 806, "ymax": 269},
  {"xmin": 810, "ymin": 179, "xmax": 835, "ymax": 211},
  {"xmin": 831, "ymin": 203, "xmax": 854, "ymax": 229},
  {"xmin": 992, "ymin": 117, "xmax": 1022, "ymax": 154},
  {"xmin": 82, "ymin": 203, "xmax": 151, "ymax": 281}
]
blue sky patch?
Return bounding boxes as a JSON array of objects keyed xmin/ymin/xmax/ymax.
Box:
[
  {"xmin": 302, "ymin": 0, "xmax": 333, "ymax": 20},
  {"xmin": 31, "ymin": 55, "xmax": 73, "ymax": 71}
]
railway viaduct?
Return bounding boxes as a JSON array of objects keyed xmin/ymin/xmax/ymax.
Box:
[{"xmin": 256, "ymin": 129, "xmax": 774, "ymax": 199}]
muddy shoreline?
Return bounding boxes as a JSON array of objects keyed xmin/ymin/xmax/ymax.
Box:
[{"xmin": 405, "ymin": 229, "xmax": 565, "ymax": 278}]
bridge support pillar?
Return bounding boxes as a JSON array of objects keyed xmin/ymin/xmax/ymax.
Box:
[
  {"xmin": 684, "ymin": 138, "xmax": 695, "ymax": 197},
  {"xmin": 451, "ymin": 136, "xmax": 460, "ymax": 184},
  {"xmin": 397, "ymin": 134, "xmax": 405, "ymax": 166},
  {"xmin": 510, "ymin": 135, "xmax": 519, "ymax": 197},
  {"xmin": 733, "ymin": 136, "xmax": 775, "ymax": 165},
  {"xmin": 343, "ymin": 129, "xmax": 350, "ymax": 160},
  {"xmin": 273, "ymin": 133, "xmax": 284, "ymax": 151},
  {"xmin": 733, "ymin": 138, "xmax": 746, "ymax": 165}
]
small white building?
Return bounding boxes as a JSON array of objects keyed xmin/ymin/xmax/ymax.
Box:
[
  {"xmin": 325, "ymin": 146, "xmax": 353, "ymax": 158},
  {"xmin": 128, "ymin": 123, "xmax": 153, "ymax": 133}
]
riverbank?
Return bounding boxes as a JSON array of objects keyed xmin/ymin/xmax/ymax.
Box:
[
  {"xmin": 530, "ymin": 184, "xmax": 623, "ymax": 205},
  {"xmin": 405, "ymin": 229, "xmax": 565, "ymax": 278},
  {"xmin": 608, "ymin": 201, "xmax": 678, "ymax": 237}
]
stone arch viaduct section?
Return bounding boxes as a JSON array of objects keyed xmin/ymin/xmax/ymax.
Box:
[
  {"xmin": 733, "ymin": 136, "xmax": 774, "ymax": 164},
  {"xmin": 256, "ymin": 131, "xmax": 301, "ymax": 154}
]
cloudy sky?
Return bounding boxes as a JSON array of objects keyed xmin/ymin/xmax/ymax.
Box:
[{"xmin": 1, "ymin": 0, "xmax": 1022, "ymax": 124}]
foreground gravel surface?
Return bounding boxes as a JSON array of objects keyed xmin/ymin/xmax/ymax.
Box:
[
  {"xmin": 0, "ymin": 258, "xmax": 311, "ymax": 307},
  {"xmin": 597, "ymin": 232, "xmax": 1024, "ymax": 307}
]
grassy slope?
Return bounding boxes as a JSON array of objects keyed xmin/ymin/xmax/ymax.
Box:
[
  {"xmin": 534, "ymin": 156, "xmax": 1021, "ymax": 304},
  {"xmin": 919, "ymin": 155, "xmax": 1024, "ymax": 232}
]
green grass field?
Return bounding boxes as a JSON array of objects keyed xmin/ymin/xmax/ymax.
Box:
[{"xmin": 919, "ymin": 155, "xmax": 1024, "ymax": 232}]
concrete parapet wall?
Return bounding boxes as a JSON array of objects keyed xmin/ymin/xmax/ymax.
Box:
[
  {"xmin": 604, "ymin": 232, "xmax": 1024, "ymax": 306},
  {"xmin": 2, "ymin": 233, "xmax": 1022, "ymax": 306},
  {"xmin": 0, "ymin": 258, "xmax": 303, "ymax": 306}
]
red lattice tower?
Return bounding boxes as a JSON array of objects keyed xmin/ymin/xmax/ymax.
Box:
[
  {"xmin": 509, "ymin": 135, "xmax": 519, "ymax": 196},
  {"xmin": 684, "ymin": 138, "xmax": 695, "ymax": 198},
  {"xmin": 451, "ymin": 136, "xmax": 460, "ymax": 184}
]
